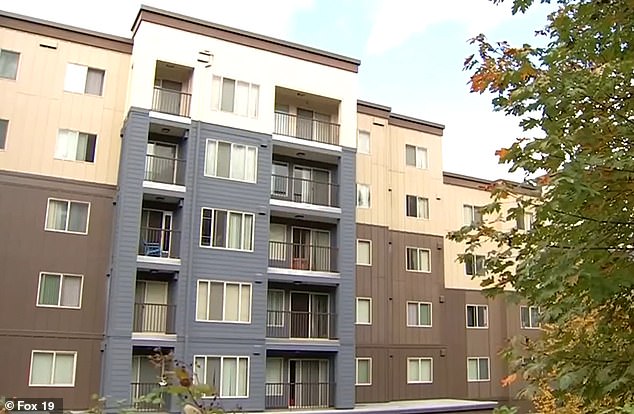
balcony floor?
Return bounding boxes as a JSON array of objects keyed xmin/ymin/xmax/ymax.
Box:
[{"xmin": 259, "ymin": 399, "xmax": 497, "ymax": 414}]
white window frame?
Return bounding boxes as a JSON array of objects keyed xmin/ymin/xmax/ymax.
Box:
[
  {"xmin": 199, "ymin": 208, "xmax": 255, "ymax": 251},
  {"xmin": 265, "ymin": 357, "xmax": 284, "ymax": 396},
  {"xmin": 467, "ymin": 357, "xmax": 490, "ymax": 382},
  {"xmin": 406, "ymin": 301, "xmax": 432, "ymax": 328},
  {"xmin": 266, "ymin": 289, "xmax": 285, "ymax": 327},
  {"xmin": 204, "ymin": 139, "xmax": 258, "ymax": 183},
  {"xmin": 465, "ymin": 304, "xmax": 488, "ymax": 329},
  {"xmin": 0, "ymin": 49, "xmax": 20, "ymax": 80},
  {"xmin": 356, "ymin": 184, "xmax": 371, "ymax": 208},
  {"xmin": 36, "ymin": 272, "xmax": 84, "ymax": 309},
  {"xmin": 356, "ymin": 239, "xmax": 372, "ymax": 266},
  {"xmin": 0, "ymin": 118, "xmax": 8, "ymax": 150},
  {"xmin": 193, "ymin": 355, "xmax": 250, "ymax": 398},
  {"xmin": 29, "ymin": 350, "xmax": 77, "ymax": 387},
  {"xmin": 520, "ymin": 305, "xmax": 540, "ymax": 329},
  {"xmin": 196, "ymin": 280, "xmax": 252, "ymax": 323},
  {"xmin": 406, "ymin": 195, "xmax": 430, "ymax": 219},
  {"xmin": 516, "ymin": 212, "xmax": 535, "ymax": 231},
  {"xmin": 44, "ymin": 198, "xmax": 91, "ymax": 235},
  {"xmin": 407, "ymin": 357, "xmax": 433, "ymax": 384},
  {"xmin": 63, "ymin": 63, "xmax": 105, "ymax": 96},
  {"xmin": 405, "ymin": 144, "xmax": 428, "ymax": 169},
  {"xmin": 357, "ymin": 130, "xmax": 370, "ymax": 154},
  {"xmin": 405, "ymin": 247, "xmax": 431, "ymax": 273},
  {"xmin": 463, "ymin": 204, "xmax": 483, "ymax": 226},
  {"xmin": 355, "ymin": 297, "xmax": 372, "ymax": 325},
  {"xmin": 464, "ymin": 253, "xmax": 486, "ymax": 276},
  {"xmin": 211, "ymin": 75, "xmax": 259, "ymax": 118},
  {"xmin": 54, "ymin": 129, "xmax": 97, "ymax": 163},
  {"xmin": 355, "ymin": 357, "xmax": 372, "ymax": 386}
]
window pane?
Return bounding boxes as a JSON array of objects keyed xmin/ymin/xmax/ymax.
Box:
[
  {"xmin": 477, "ymin": 306, "xmax": 487, "ymax": 327},
  {"xmin": 216, "ymin": 142, "xmax": 231, "ymax": 178},
  {"xmin": 419, "ymin": 250, "xmax": 430, "ymax": 271},
  {"xmin": 416, "ymin": 147, "xmax": 428, "ymax": 168},
  {"xmin": 530, "ymin": 306, "xmax": 539, "ymax": 327},
  {"xmin": 64, "ymin": 63, "xmax": 87, "ymax": 93},
  {"xmin": 418, "ymin": 197, "xmax": 429, "ymax": 219},
  {"xmin": 420, "ymin": 359, "xmax": 431, "ymax": 381},
  {"xmin": 407, "ymin": 359, "xmax": 419, "ymax": 382},
  {"xmin": 39, "ymin": 274, "xmax": 61, "ymax": 306},
  {"xmin": 211, "ymin": 76, "xmax": 221, "ymax": 110},
  {"xmin": 357, "ymin": 299, "xmax": 370, "ymax": 323},
  {"xmin": 68, "ymin": 202, "xmax": 89, "ymax": 233},
  {"xmin": 231, "ymin": 144, "xmax": 246, "ymax": 180},
  {"xmin": 85, "ymin": 134, "xmax": 97, "ymax": 162},
  {"xmin": 419, "ymin": 304, "xmax": 431, "ymax": 326},
  {"xmin": 204, "ymin": 141, "xmax": 217, "ymax": 176},
  {"xmin": 205, "ymin": 357, "xmax": 221, "ymax": 391},
  {"xmin": 31, "ymin": 352, "xmax": 54, "ymax": 385},
  {"xmin": 466, "ymin": 306, "xmax": 475, "ymax": 327},
  {"xmin": 55, "ymin": 129, "xmax": 78, "ymax": 160},
  {"xmin": 0, "ymin": 119, "xmax": 7, "ymax": 149},
  {"xmin": 196, "ymin": 281, "xmax": 209, "ymax": 320},
  {"xmin": 240, "ymin": 285, "xmax": 251, "ymax": 322},
  {"xmin": 463, "ymin": 205, "xmax": 473, "ymax": 226},
  {"xmin": 358, "ymin": 131, "xmax": 370, "ymax": 154},
  {"xmin": 244, "ymin": 147, "xmax": 257, "ymax": 182},
  {"xmin": 407, "ymin": 303, "xmax": 417, "ymax": 325},
  {"xmin": 248, "ymin": 84, "xmax": 259, "ymax": 118},
  {"xmin": 61, "ymin": 276, "xmax": 82, "ymax": 307},
  {"xmin": 225, "ymin": 284, "xmax": 240, "ymax": 321},
  {"xmin": 208, "ymin": 282, "xmax": 223, "ymax": 320},
  {"xmin": 194, "ymin": 356, "xmax": 205, "ymax": 383},
  {"xmin": 227, "ymin": 212, "xmax": 243, "ymax": 249},
  {"xmin": 85, "ymin": 68, "xmax": 104, "ymax": 95},
  {"xmin": 465, "ymin": 254, "xmax": 474, "ymax": 275},
  {"xmin": 357, "ymin": 240, "xmax": 371, "ymax": 265},
  {"xmin": 53, "ymin": 353, "xmax": 75, "ymax": 384},
  {"xmin": 266, "ymin": 358, "xmax": 282, "ymax": 383},
  {"xmin": 222, "ymin": 358, "xmax": 237, "ymax": 396},
  {"xmin": 475, "ymin": 255, "xmax": 486, "ymax": 275},
  {"xmin": 520, "ymin": 306, "xmax": 529, "ymax": 328},
  {"xmin": 201, "ymin": 209, "xmax": 212, "ymax": 246},
  {"xmin": 406, "ymin": 248, "xmax": 418, "ymax": 270},
  {"xmin": 243, "ymin": 214, "xmax": 254, "ymax": 251},
  {"xmin": 221, "ymin": 78, "xmax": 235, "ymax": 112},
  {"xmin": 478, "ymin": 359, "xmax": 489, "ymax": 380},
  {"xmin": 467, "ymin": 359, "xmax": 479, "ymax": 381},
  {"xmin": 235, "ymin": 81, "xmax": 249, "ymax": 116},
  {"xmin": 212, "ymin": 210, "xmax": 227, "ymax": 247},
  {"xmin": 0, "ymin": 50, "xmax": 19, "ymax": 79},
  {"xmin": 357, "ymin": 359, "xmax": 369, "ymax": 383},
  {"xmin": 237, "ymin": 358, "xmax": 248, "ymax": 396},
  {"xmin": 46, "ymin": 200, "xmax": 68, "ymax": 231},
  {"xmin": 406, "ymin": 195, "xmax": 416, "ymax": 217},
  {"xmin": 405, "ymin": 145, "xmax": 416, "ymax": 166}
]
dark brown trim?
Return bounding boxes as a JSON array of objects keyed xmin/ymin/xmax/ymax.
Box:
[
  {"xmin": 443, "ymin": 171, "xmax": 538, "ymax": 196},
  {"xmin": 357, "ymin": 100, "xmax": 445, "ymax": 136},
  {"xmin": 0, "ymin": 169, "xmax": 117, "ymax": 194},
  {"xmin": 0, "ymin": 10, "xmax": 132, "ymax": 54},
  {"xmin": 132, "ymin": 6, "xmax": 360, "ymax": 73}
]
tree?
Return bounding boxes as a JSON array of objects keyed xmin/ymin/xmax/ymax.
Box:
[{"xmin": 451, "ymin": 0, "xmax": 634, "ymax": 411}]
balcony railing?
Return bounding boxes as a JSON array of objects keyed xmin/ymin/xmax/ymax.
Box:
[
  {"xmin": 271, "ymin": 174, "xmax": 339, "ymax": 207},
  {"xmin": 144, "ymin": 154, "xmax": 186, "ymax": 186},
  {"xmin": 152, "ymin": 86, "xmax": 191, "ymax": 117},
  {"xmin": 130, "ymin": 382, "xmax": 170, "ymax": 411},
  {"xmin": 138, "ymin": 227, "xmax": 181, "ymax": 259},
  {"xmin": 274, "ymin": 112, "xmax": 339, "ymax": 145},
  {"xmin": 265, "ymin": 382, "xmax": 333, "ymax": 409},
  {"xmin": 133, "ymin": 303, "xmax": 176, "ymax": 334},
  {"xmin": 266, "ymin": 310, "xmax": 336, "ymax": 339},
  {"xmin": 269, "ymin": 241, "xmax": 338, "ymax": 272}
]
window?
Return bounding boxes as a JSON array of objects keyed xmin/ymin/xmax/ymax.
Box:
[
  {"xmin": 356, "ymin": 297, "xmax": 371, "ymax": 325},
  {"xmin": 406, "ymin": 247, "xmax": 431, "ymax": 272},
  {"xmin": 194, "ymin": 356, "xmax": 249, "ymax": 397},
  {"xmin": 64, "ymin": 63, "xmax": 104, "ymax": 95},
  {"xmin": 463, "ymin": 204, "xmax": 483, "ymax": 226},
  {"xmin": 516, "ymin": 212, "xmax": 534, "ymax": 231},
  {"xmin": 356, "ymin": 358, "xmax": 372, "ymax": 385},
  {"xmin": 466, "ymin": 305, "xmax": 488, "ymax": 328},
  {"xmin": 45, "ymin": 199, "xmax": 90, "ymax": 234},
  {"xmin": 196, "ymin": 280, "xmax": 251, "ymax": 323},
  {"xmin": 406, "ymin": 195, "xmax": 429, "ymax": 219},
  {"xmin": 212, "ymin": 75, "xmax": 259, "ymax": 118},
  {"xmin": 356, "ymin": 239, "xmax": 371, "ymax": 266},
  {"xmin": 0, "ymin": 118, "xmax": 8, "ymax": 149},
  {"xmin": 37, "ymin": 273, "xmax": 83, "ymax": 309},
  {"xmin": 407, "ymin": 358, "xmax": 432, "ymax": 383},
  {"xmin": 405, "ymin": 144, "xmax": 428, "ymax": 169},
  {"xmin": 200, "ymin": 208, "xmax": 254, "ymax": 251},
  {"xmin": 407, "ymin": 302, "xmax": 432, "ymax": 327},
  {"xmin": 54, "ymin": 129, "xmax": 97, "ymax": 162},
  {"xmin": 520, "ymin": 305, "xmax": 540, "ymax": 329},
  {"xmin": 464, "ymin": 254, "xmax": 486, "ymax": 276},
  {"xmin": 204, "ymin": 140, "xmax": 257, "ymax": 183},
  {"xmin": 357, "ymin": 184, "xmax": 371, "ymax": 208},
  {"xmin": 467, "ymin": 357, "xmax": 490, "ymax": 382},
  {"xmin": 0, "ymin": 49, "xmax": 19, "ymax": 79},
  {"xmin": 357, "ymin": 130, "xmax": 370, "ymax": 154},
  {"xmin": 266, "ymin": 358, "xmax": 284, "ymax": 396},
  {"xmin": 29, "ymin": 351, "xmax": 76, "ymax": 386},
  {"xmin": 266, "ymin": 290, "xmax": 285, "ymax": 327}
]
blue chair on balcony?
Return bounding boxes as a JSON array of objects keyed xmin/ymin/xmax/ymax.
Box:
[{"xmin": 144, "ymin": 242, "xmax": 162, "ymax": 257}]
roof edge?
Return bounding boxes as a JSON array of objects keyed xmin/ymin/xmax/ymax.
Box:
[
  {"xmin": 357, "ymin": 100, "xmax": 445, "ymax": 136},
  {"xmin": 443, "ymin": 171, "xmax": 538, "ymax": 195}
]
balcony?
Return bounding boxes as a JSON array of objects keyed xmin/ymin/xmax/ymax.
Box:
[
  {"xmin": 130, "ymin": 382, "xmax": 170, "ymax": 411},
  {"xmin": 274, "ymin": 111, "xmax": 339, "ymax": 145},
  {"xmin": 152, "ymin": 86, "xmax": 191, "ymax": 118},
  {"xmin": 133, "ymin": 303, "xmax": 176, "ymax": 334},
  {"xmin": 266, "ymin": 310, "xmax": 336, "ymax": 339},
  {"xmin": 271, "ymin": 174, "xmax": 339, "ymax": 207},
  {"xmin": 269, "ymin": 241, "xmax": 337, "ymax": 272},
  {"xmin": 265, "ymin": 382, "xmax": 333, "ymax": 409},
  {"xmin": 138, "ymin": 226, "xmax": 180, "ymax": 259},
  {"xmin": 144, "ymin": 154, "xmax": 186, "ymax": 186}
]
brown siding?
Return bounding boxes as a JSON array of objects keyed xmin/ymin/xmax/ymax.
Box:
[{"xmin": 0, "ymin": 171, "xmax": 115, "ymax": 408}]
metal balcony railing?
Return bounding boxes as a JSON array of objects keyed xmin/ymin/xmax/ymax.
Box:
[
  {"xmin": 266, "ymin": 310, "xmax": 336, "ymax": 339},
  {"xmin": 138, "ymin": 227, "xmax": 181, "ymax": 259},
  {"xmin": 133, "ymin": 303, "xmax": 176, "ymax": 334},
  {"xmin": 274, "ymin": 111, "xmax": 339, "ymax": 145},
  {"xmin": 271, "ymin": 174, "xmax": 339, "ymax": 207},
  {"xmin": 152, "ymin": 86, "xmax": 191, "ymax": 117},
  {"xmin": 130, "ymin": 382, "xmax": 170, "ymax": 411},
  {"xmin": 265, "ymin": 382, "xmax": 333, "ymax": 409},
  {"xmin": 144, "ymin": 154, "xmax": 186, "ymax": 186},
  {"xmin": 268, "ymin": 241, "xmax": 338, "ymax": 272}
]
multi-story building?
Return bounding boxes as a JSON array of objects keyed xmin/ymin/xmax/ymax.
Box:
[{"xmin": 0, "ymin": 11, "xmax": 131, "ymax": 409}]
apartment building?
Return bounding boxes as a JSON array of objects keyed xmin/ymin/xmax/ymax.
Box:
[
  {"xmin": 0, "ymin": 11, "xmax": 131, "ymax": 409},
  {"xmin": 355, "ymin": 102, "xmax": 539, "ymax": 406}
]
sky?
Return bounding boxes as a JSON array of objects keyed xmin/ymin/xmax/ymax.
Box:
[{"xmin": 0, "ymin": 0, "xmax": 553, "ymax": 180}]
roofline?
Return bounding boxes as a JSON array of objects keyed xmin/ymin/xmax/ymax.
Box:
[
  {"xmin": 357, "ymin": 100, "xmax": 445, "ymax": 137},
  {"xmin": 443, "ymin": 171, "xmax": 538, "ymax": 195},
  {"xmin": 0, "ymin": 10, "xmax": 132, "ymax": 54},
  {"xmin": 132, "ymin": 5, "xmax": 361, "ymax": 73}
]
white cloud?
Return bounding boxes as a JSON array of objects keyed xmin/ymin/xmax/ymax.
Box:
[{"xmin": 365, "ymin": 0, "xmax": 512, "ymax": 55}]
